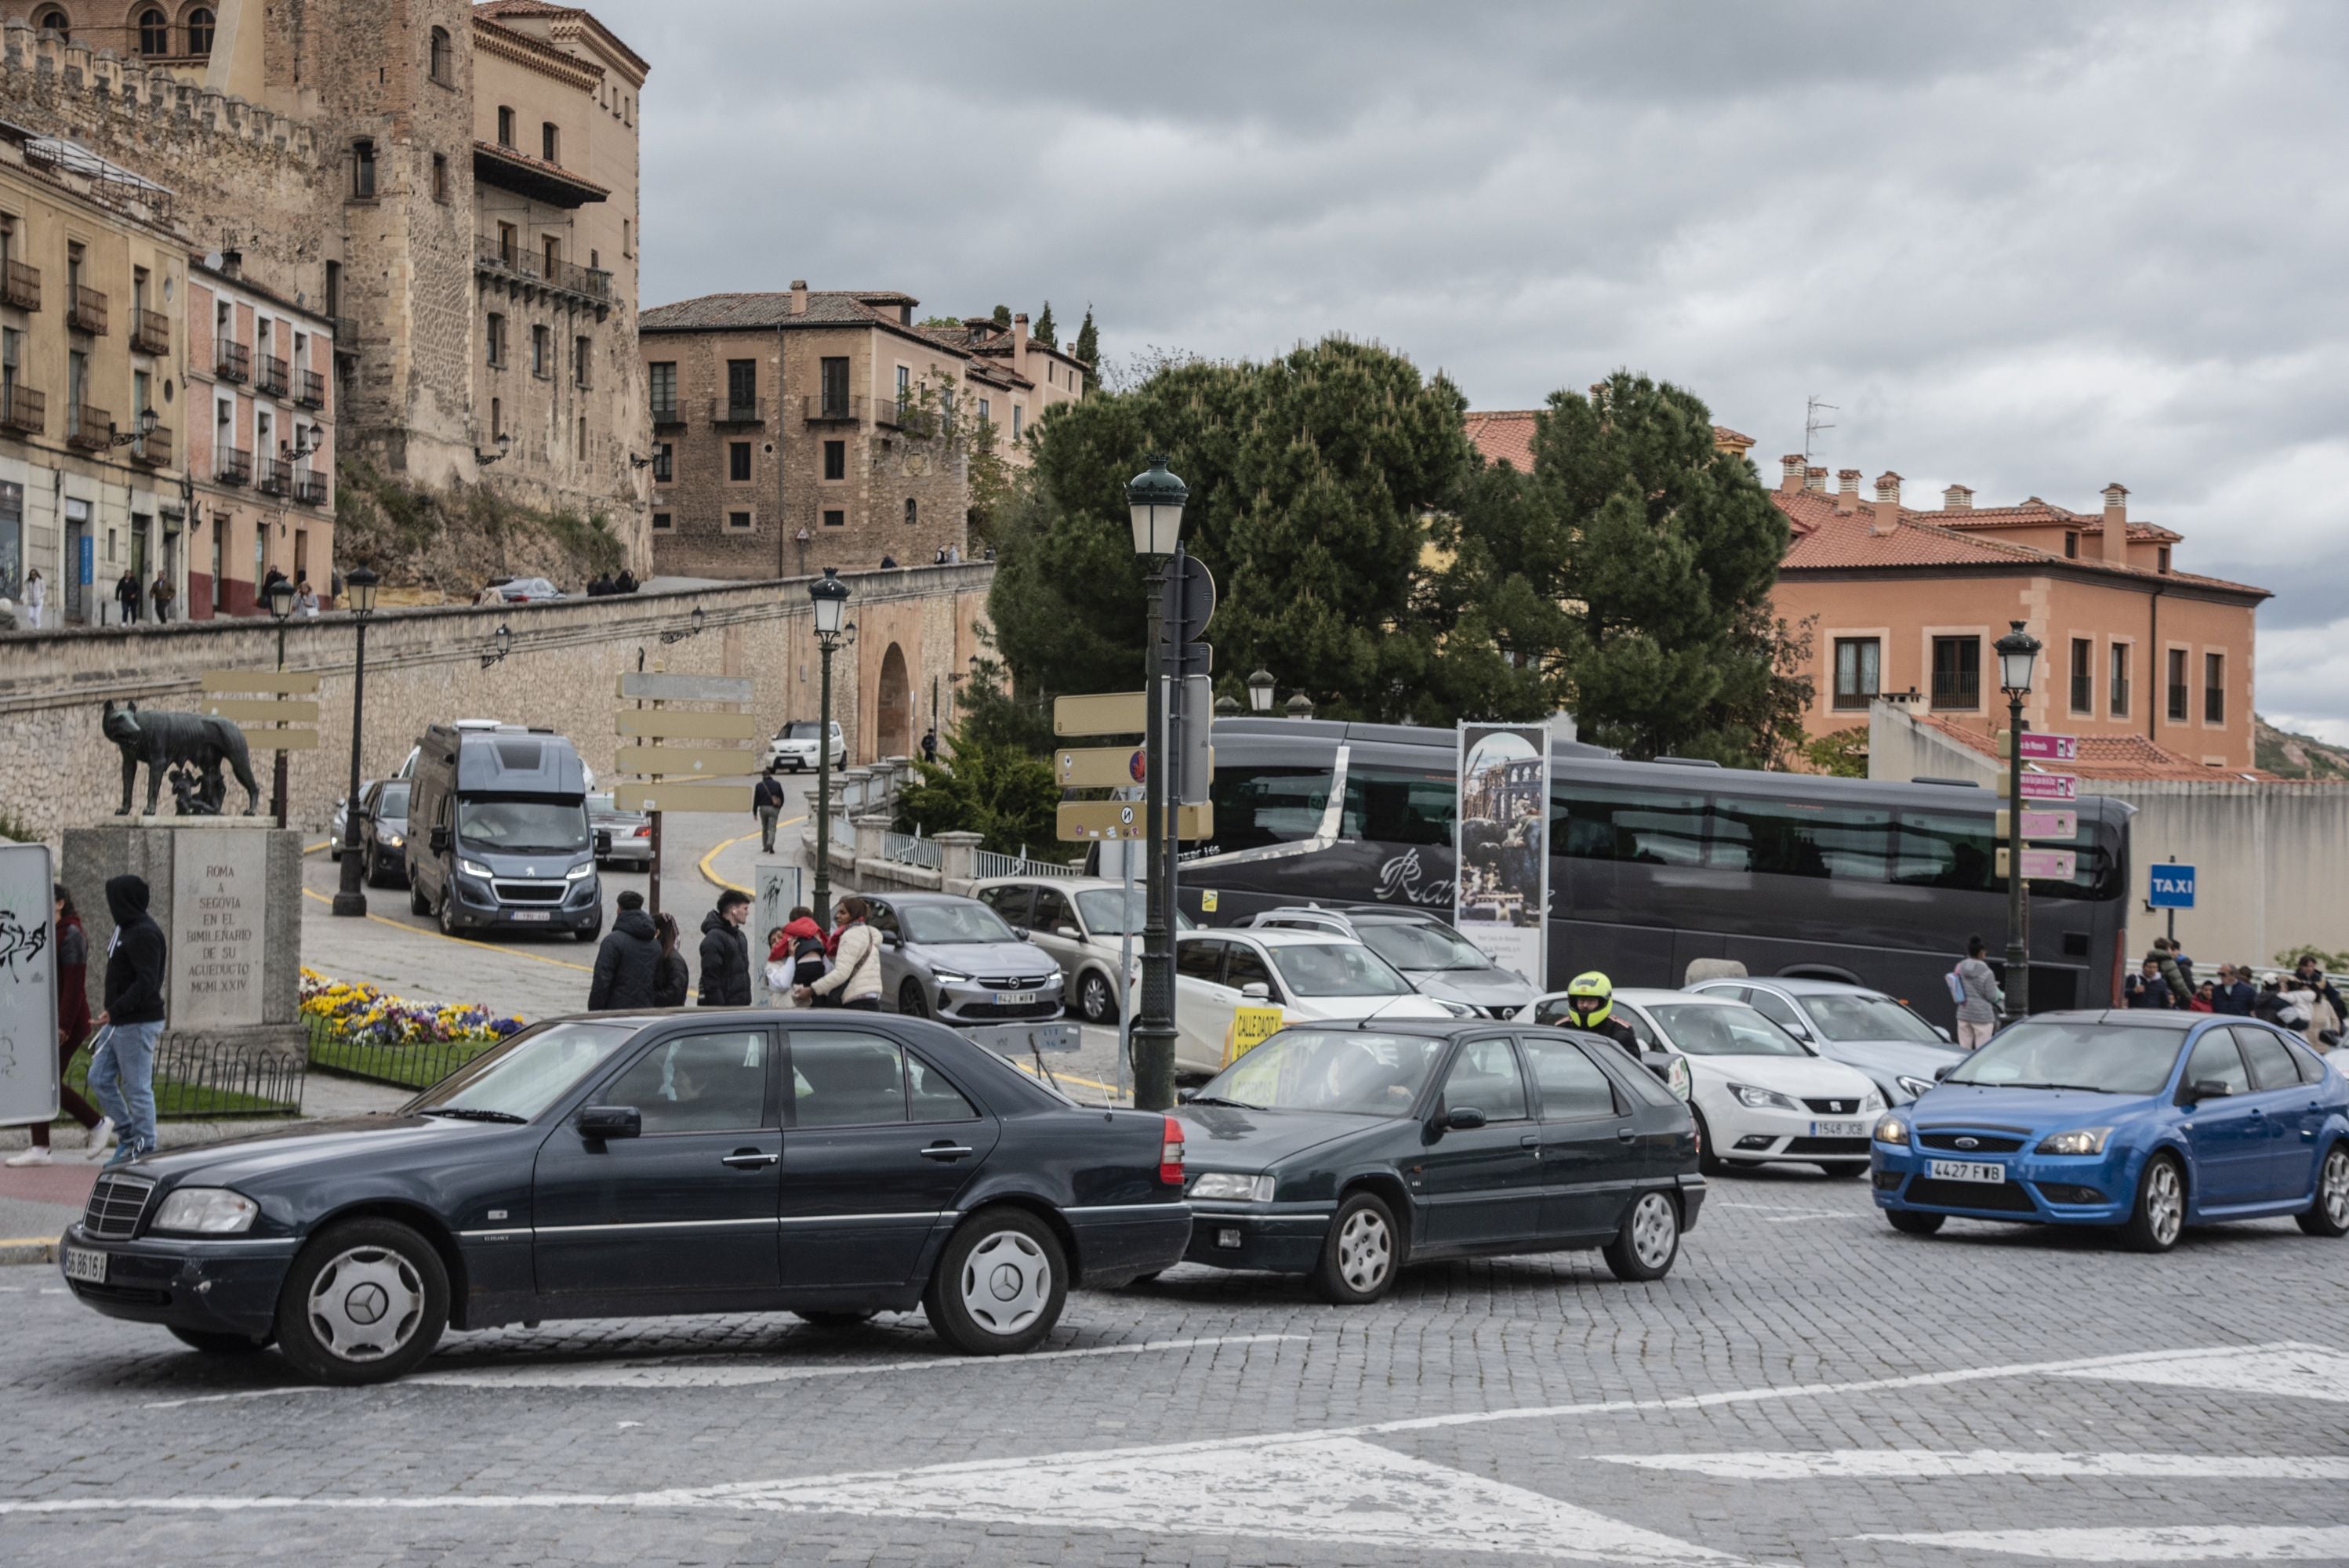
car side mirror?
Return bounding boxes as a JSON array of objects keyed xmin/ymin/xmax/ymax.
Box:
[
  {"xmin": 880, "ymin": 931, "xmax": 901, "ymax": 948},
  {"xmin": 1933, "ymin": 1064, "xmax": 1955, "ymax": 1081},
  {"xmin": 1013, "ymin": 927, "xmax": 1032, "ymax": 942},
  {"xmin": 2184, "ymin": 1079, "xmax": 2234, "ymax": 1105},
  {"xmin": 1057, "ymin": 925, "xmax": 1084, "ymax": 942},
  {"xmin": 1240, "ymin": 981, "xmax": 1271, "ymax": 1001},
  {"xmin": 429, "ymin": 826, "xmax": 450, "ymax": 854},
  {"xmin": 1176, "ymin": 1087, "xmax": 1198, "ymax": 1104},
  {"xmin": 577, "ymin": 1105, "xmax": 640, "ymax": 1141},
  {"xmin": 1438, "ymin": 1105, "xmax": 1487, "ymax": 1132},
  {"xmin": 1784, "ymin": 1022, "xmax": 1812, "ymax": 1041}
]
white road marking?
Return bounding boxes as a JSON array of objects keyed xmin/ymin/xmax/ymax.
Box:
[
  {"xmin": 1857, "ymin": 1526, "xmax": 2349, "ymax": 1561},
  {"xmin": 1711, "ymin": 1203, "xmax": 1858, "ymax": 1220},
  {"xmin": 142, "ymin": 1332, "xmax": 1305, "ymax": 1408},
  {"xmin": 0, "ymin": 1435, "xmax": 1745, "ymax": 1563},
  {"xmin": 2062, "ymin": 1344, "xmax": 2349, "ymax": 1405},
  {"xmin": 1598, "ymin": 1450, "xmax": 2349, "ymax": 1481}
]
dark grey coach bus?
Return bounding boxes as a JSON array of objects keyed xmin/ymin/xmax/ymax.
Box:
[{"xmin": 1165, "ymin": 717, "xmax": 2130, "ymax": 1017}]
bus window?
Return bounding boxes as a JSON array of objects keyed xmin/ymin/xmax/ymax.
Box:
[
  {"xmin": 1553, "ymin": 786, "xmax": 1706, "ymax": 866},
  {"xmin": 1342, "ymin": 767, "xmax": 1454, "ymax": 847},
  {"xmin": 1705, "ymin": 798, "xmax": 1890, "ymax": 881},
  {"xmin": 1893, "ymin": 809, "xmax": 1999, "ymax": 891},
  {"xmin": 1207, "ymin": 764, "xmax": 1334, "ymax": 854}
]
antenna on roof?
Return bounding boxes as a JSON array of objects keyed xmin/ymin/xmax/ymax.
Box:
[{"xmin": 1803, "ymin": 394, "xmax": 1838, "ymax": 463}]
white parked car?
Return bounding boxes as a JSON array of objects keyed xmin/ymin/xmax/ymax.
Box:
[
  {"xmin": 765, "ymin": 719, "xmax": 846, "ymax": 772},
  {"xmin": 1518, "ymin": 987, "xmax": 1882, "ymax": 1177},
  {"xmin": 1154, "ymin": 927, "xmax": 1460, "ymax": 1078}
]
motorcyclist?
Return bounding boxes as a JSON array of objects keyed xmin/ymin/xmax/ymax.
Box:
[{"xmin": 1563, "ymin": 971, "xmax": 1641, "ymax": 1060}]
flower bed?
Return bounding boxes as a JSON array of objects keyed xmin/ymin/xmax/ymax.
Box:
[{"xmin": 300, "ymin": 967, "xmax": 525, "ymax": 1090}]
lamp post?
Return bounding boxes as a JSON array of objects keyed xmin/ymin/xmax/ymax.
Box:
[
  {"xmin": 1284, "ymin": 691, "xmax": 1316, "ymax": 720},
  {"xmin": 1126, "ymin": 455, "xmax": 1188, "ymax": 1112},
  {"xmin": 265, "ymin": 574, "xmax": 296, "ymax": 826},
  {"xmin": 330, "ymin": 565, "xmax": 380, "ymax": 916},
  {"xmin": 1995, "ymin": 619, "xmax": 2042, "ymax": 1023},
  {"xmin": 1247, "ymin": 668, "xmax": 1275, "ymax": 715},
  {"xmin": 808, "ymin": 566, "xmax": 851, "ymax": 925}
]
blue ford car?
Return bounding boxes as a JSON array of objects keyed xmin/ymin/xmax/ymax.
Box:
[{"xmin": 1872, "ymin": 1011, "xmax": 2349, "ymax": 1251}]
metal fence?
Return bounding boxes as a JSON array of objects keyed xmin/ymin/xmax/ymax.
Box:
[
  {"xmin": 881, "ymin": 830, "xmax": 942, "ymax": 870},
  {"xmin": 66, "ymin": 1037, "xmax": 304, "ymax": 1120},
  {"xmin": 972, "ymin": 849, "xmax": 1084, "ymax": 881},
  {"xmin": 303, "ymin": 1015, "xmax": 496, "ymax": 1092}
]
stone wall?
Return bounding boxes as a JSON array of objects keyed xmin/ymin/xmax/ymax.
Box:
[{"xmin": 0, "ymin": 562, "xmax": 995, "ymax": 843}]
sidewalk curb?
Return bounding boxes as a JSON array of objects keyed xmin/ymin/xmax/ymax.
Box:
[
  {"xmin": 698, "ymin": 821, "xmax": 798, "ymax": 897},
  {"xmin": 0, "ymin": 1237, "xmax": 57, "ymax": 1265}
]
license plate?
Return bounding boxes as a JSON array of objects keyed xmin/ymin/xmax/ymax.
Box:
[
  {"xmin": 62, "ymin": 1247, "xmax": 107, "ymax": 1285},
  {"xmin": 1928, "ymin": 1158, "xmax": 2006, "ymax": 1184},
  {"xmin": 996, "ymin": 992, "xmax": 1037, "ymax": 1006},
  {"xmin": 1811, "ymin": 1120, "xmax": 1871, "ymax": 1138},
  {"xmin": 511, "ymin": 911, "xmax": 551, "ymax": 922}
]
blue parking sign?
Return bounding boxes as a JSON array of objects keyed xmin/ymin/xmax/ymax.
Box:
[{"xmin": 2148, "ymin": 864, "xmax": 2196, "ymax": 909}]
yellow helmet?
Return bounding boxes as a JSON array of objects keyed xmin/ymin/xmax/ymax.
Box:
[{"xmin": 1565, "ymin": 970, "xmax": 1614, "ymax": 1027}]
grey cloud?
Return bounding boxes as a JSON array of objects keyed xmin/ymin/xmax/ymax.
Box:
[{"xmin": 601, "ymin": 0, "xmax": 2349, "ymax": 718}]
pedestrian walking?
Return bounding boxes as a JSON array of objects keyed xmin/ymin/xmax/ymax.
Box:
[
  {"xmin": 697, "ymin": 888, "xmax": 753, "ymax": 1007},
  {"xmin": 114, "ymin": 569, "xmax": 141, "ymax": 625},
  {"xmin": 1951, "ymin": 936, "xmax": 2003, "ymax": 1047},
  {"xmin": 86, "ymin": 874, "xmax": 165, "ymax": 1167},
  {"xmin": 149, "ymin": 569, "xmax": 173, "ymax": 624},
  {"xmin": 22, "ymin": 568, "xmax": 42, "ymax": 629},
  {"xmin": 587, "ymin": 889, "xmax": 662, "ymax": 1010},
  {"xmin": 2125, "ymin": 958, "xmax": 2173, "ymax": 1009},
  {"xmin": 752, "ymin": 766, "xmax": 786, "ymax": 854},
  {"xmin": 802, "ymin": 896, "xmax": 881, "ymax": 1011},
  {"xmin": 651, "ymin": 912, "xmax": 691, "ymax": 1007},
  {"xmin": 920, "ymin": 726, "xmax": 939, "ymax": 765},
  {"xmin": 5, "ymin": 884, "xmax": 109, "ymax": 1167}
]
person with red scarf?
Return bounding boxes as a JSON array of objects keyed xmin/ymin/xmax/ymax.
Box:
[
  {"xmin": 772, "ymin": 907, "xmax": 830, "ymax": 1007},
  {"xmin": 6, "ymin": 884, "xmax": 110, "ymax": 1167}
]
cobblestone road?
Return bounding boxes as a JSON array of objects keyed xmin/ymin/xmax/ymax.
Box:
[{"xmin": 4, "ymin": 1165, "xmax": 2342, "ymax": 1566}]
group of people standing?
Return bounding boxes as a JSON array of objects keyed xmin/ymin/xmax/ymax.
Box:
[
  {"xmin": 2126, "ymin": 939, "xmax": 2344, "ymax": 1044},
  {"xmin": 5, "ymin": 877, "xmax": 167, "ymax": 1169},
  {"xmin": 583, "ymin": 570, "xmax": 641, "ymax": 597},
  {"xmin": 585, "ymin": 888, "xmax": 885, "ymax": 1014}
]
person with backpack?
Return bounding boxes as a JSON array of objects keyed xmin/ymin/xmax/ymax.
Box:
[
  {"xmin": 752, "ymin": 767, "xmax": 786, "ymax": 854},
  {"xmin": 1950, "ymin": 936, "xmax": 2002, "ymax": 1047}
]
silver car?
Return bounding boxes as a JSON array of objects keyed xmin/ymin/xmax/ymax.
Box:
[
  {"xmin": 587, "ymin": 792, "xmax": 652, "ymax": 869},
  {"xmin": 1246, "ymin": 905, "xmax": 1536, "ymax": 1018},
  {"xmin": 1685, "ymin": 976, "xmax": 1964, "ymax": 1105},
  {"xmin": 862, "ymin": 891, "xmax": 1065, "ymax": 1025},
  {"xmin": 972, "ymin": 877, "xmax": 1195, "ymax": 1025}
]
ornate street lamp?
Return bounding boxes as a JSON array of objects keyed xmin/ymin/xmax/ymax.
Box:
[
  {"xmin": 331, "ymin": 565, "xmax": 381, "ymax": 916},
  {"xmin": 808, "ymin": 567, "xmax": 852, "ymax": 924},
  {"xmin": 1285, "ymin": 691, "xmax": 1316, "ymax": 720},
  {"xmin": 1247, "ymin": 668, "xmax": 1275, "ymax": 715},
  {"xmin": 265, "ymin": 573, "xmax": 296, "ymax": 826},
  {"xmin": 1125, "ymin": 455, "xmax": 1187, "ymax": 1111},
  {"xmin": 1995, "ymin": 619, "xmax": 2042, "ymax": 1023},
  {"xmin": 480, "ymin": 621, "xmax": 512, "ymax": 670}
]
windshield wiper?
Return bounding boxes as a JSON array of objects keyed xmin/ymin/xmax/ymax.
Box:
[
  {"xmin": 1184, "ymin": 1095, "xmax": 1261, "ymax": 1110},
  {"xmin": 419, "ymin": 1107, "xmax": 528, "ymax": 1123},
  {"xmin": 1987, "ymin": 1082, "xmax": 2111, "ymax": 1094}
]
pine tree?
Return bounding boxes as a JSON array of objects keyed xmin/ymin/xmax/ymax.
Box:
[
  {"xmin": 1072, "ymin": 304, "xmax": 1099, "ymax": 377},
  {"xmin": 1033, "ymin": 301, "xmax": 1058, "ymax": 348},
  {"xmin": 991, "ymin": 303, "xmax": 1012, "ymax": 328}
]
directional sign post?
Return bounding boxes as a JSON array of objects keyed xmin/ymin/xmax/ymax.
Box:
[
  {"xmin": 1996, "ymin": 808, "xmax": 2079, "ymax": 840},
  {"xmin": 1997, "ymin": 848, "xmax": 2079, "ymax": 880},
  {"xmin": 615, "ymin": 670, "xmax": 758, "ymax": 918},
  {"xmin": 2017, "ymin": 771, "xmax": 2079, "ymax": 802},
  {"xmin": 2002, "ymin": 730, "xmax": 2080, "ymax": 763}
]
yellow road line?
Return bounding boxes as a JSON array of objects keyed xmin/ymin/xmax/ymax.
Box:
[
  {"xmin": 1009, "ymin": 1058, "xmax": 1129, "ymax": 1102},
  {"xmin": 299, "ymin": 886, "xmax": 594, "ymax": 972},
  {"xmin": 303, "ymin": 840, "xmax": 330, "ymax": 855},
  {"xmin": 697, "ymin": 817, "xmax": 804, "ymax": 895}
]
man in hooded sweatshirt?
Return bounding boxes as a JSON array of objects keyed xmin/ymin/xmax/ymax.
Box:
[
  {"xmin": 588, "ymin": 889, "xmax": 663, "ymax": 1010},
  {"xmin": 89, "ymin": 874, "xmax": 166, "ymax": 1166},
  {"xmin": 698, "ymin": 889, "xmax": 753, "ymax": 1007}
]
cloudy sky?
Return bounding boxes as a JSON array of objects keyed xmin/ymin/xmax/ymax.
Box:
[{"xmin": 598, "ymin": 0, "xmax": 2349, "ymax": 739}]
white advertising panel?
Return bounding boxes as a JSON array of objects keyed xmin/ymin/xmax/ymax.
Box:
[
  {"xmin": 0, "ymin": 842, "xmax": 60, "ymax": 1127},
  {"xmin": 1454, "ymin": 724, "xmax": 1549, "ymax": 989}
]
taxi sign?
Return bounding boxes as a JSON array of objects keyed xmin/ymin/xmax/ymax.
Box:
[{"xmin": 1222, "ymin": 1005, "xmax": 1287, "ymax": 1067}]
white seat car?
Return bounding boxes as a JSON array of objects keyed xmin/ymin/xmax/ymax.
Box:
[
  {"xmin": 1157, "ymin": 927, "xmax": 1460, "ymax": 1077},
  {"xmin": 1518, "ymin": 987, "xmax": 1882, "ymax": 1177}
]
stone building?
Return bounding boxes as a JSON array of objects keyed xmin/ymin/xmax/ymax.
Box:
[
  {"xmin": 0, "ymin": 119, "xmax": 191, "ymax": 626},
  {"xmin": 0, "ymin": 2, "xmax": 652, "ymax": 582},
  {"xmin": 638, "ymin": 289, "xmax": 1090, "ymax": 579}
]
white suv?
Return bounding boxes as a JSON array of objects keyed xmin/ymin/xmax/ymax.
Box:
[{"xmin": 766, "ymin": 719, "xmax": 846, "ymax": 772}]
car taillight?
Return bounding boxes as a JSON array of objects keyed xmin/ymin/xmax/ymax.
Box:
[
  {"xmin": 633, "ymin": 824, "xmax": 651, "ymax": 837},
  {"xmin": 1159, "ymin": 1115, "xmax": 1185, "ymax": 1186}
]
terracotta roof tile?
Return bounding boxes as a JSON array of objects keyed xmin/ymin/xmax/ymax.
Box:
[
  {"xmin": 1913, "ymin": 713, "xmax": 2274, "ymax": 782},
  {"xmin": 641, "ymin": 291, "xmax": 960, "ymax": 355}
]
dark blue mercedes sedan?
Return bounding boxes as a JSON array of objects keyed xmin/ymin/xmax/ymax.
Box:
[
  {"xmin": 59, "ymin": 1011, "xmax": 1192, "ymax": 1382},
  {"xmin": 1872, "ymin": 1011, "xmax": 2349, "ymax": 1251}
]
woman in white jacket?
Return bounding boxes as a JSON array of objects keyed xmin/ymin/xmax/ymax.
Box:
[{"xmin": 802, "ymin": 897, "xmax": 883, "ymax": 1011}]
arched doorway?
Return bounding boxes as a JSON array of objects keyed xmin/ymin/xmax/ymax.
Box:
[{"xmin": 876, "ymin": 643, "xmax": 912, "ymax": 760}]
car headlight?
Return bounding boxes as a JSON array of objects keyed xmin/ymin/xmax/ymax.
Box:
[
  {"xmin": 1730, "ymin": 1082, "xmax": 1803, "ymax": 1112},
  {"xmin": 1873, "ymin": 1116, "xmax": 1911, "ymax": 1145},
  {"xmin": 1861, "ymin": 1089, "xmax": 1885, "ymax": 1113},
  {"xmin": 932, "ymin": 969, "xmax": 971, "ymax": 984},
  {"xmin": 1667, "ymin": 1055, "xmax": 1692, "ymax": 1102},
  {"xmin": 459, "ymin": 858, "xmax": 492, "ymax": 879},
  {"xmin": 1896, "ymin": 1074, "xmax": 1937, "ymax": 1102},
  {"xmin": 1188, "ymin": 1172, "xmax": 1276, "ymax": 1203},
  {"xmin": 566, "ymin": 862, "xmax": 594, "ymax": 880},
  {"xmin": 1436, "ymin": 999, "xmax": 1476, "ymax": 1018},
  {"xmin": 151, "ymin": 1187, "xmax": 258, "ymax": 1234},
  {"xmin": 2034, "ymin": 1126, "xmax": 2114, "ymax": 1156}
]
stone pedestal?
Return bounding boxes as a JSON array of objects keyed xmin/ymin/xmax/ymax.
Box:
[{"xmin": 63, "ymin": 820, "xmax": 306, "ymax": 1060}]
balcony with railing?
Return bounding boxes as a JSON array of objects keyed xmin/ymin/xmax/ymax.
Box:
[
  {"xmin": 131, "ymin": 309, "xmax": 170, "ymax": 356},
  {"xmin": 710, "ymin": 395, "xmax": 764, "ymax": 425},
  {"xmin": 473, "ymin": 234, "xmax": 614, "ymax": 309},
  {"xmin": 216, "ymin": 445, "xmax": 252, "ymax": 485},
  {"xmin": 216, "ymin": 341, "xmax": 250, "ymax": 383},
  {"xmin": 66, "ymin": 404, "xmax": 111, "ymax": 450},
  {"xmin": 257, "ymin": 354, "xmax": 289, "ymax": 397},
  {"xmin": 803, "ymin": 393, "xmax": 866, "ymax": 424},
  {"xmin": 295, "ymin": 368, "xmax": 325, "ymax": 408},
  {"xmin": 875, "ymin": 397, "xmax": 937, "ymax": 437},
  {"xmin": 329, "ymin": 317, "xmax": 358, "ymax": 356},
  {"xmin": 129, "ymin": 425, "xmax": 172, "ymax": 468},
  {"xmin": 255, "ymin": 454, "xmax": 291, "ymax": 495},
  {"xmin": 294, "ymin": 470, "xmax": 329, "ymax": 506},
  {"xmin": 0, "ymin": 383, "xmax": 42, "ymax": 435},
  {"xmin": 649, "ymin": 397, "xmax": 682, "ymax": 427},
  {"xmin": 68, "ymin": 285, "xmax": 107, "ymax": 335},
  {"xmin": 1, "ymin": 260, "xmax": 36, "ymax": 310}
]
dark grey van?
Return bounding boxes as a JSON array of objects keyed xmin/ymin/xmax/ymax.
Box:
[{"xmin": 405, "ymin": 723, "xmax": 601, "ymax": 942}]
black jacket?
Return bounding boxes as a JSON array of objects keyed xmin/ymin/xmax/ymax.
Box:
[
  {"xmin": 1586, "ymin": 1015, "xmax": 1642, "ymax": 1060},
  {"xmin": 697, "ymin": 909, "xmax": 752, "ymax": 1007},
  {"xmin": 102, "ymin": 874, "xmax": 167, "ymax": 1025},
  {"xmin": 753, "ymin": 775, "xmax": 786, "ymax": 812},
  {"xmin": 588, "ymin": 909, "xmax": 663, "ymax": 1011},
  {"xmin": 652, "ymin": 950, "xmax": 691, "ymax": 1008}
]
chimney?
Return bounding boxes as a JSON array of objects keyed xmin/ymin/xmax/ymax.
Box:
[
  {"xmin": 1870, "ymin": 471, "xmax": 1903, "ymax": 535},
  {"xmin": 219, "ymin": 247, "xmax": 242, "ymax": 280},
  {"xmin": 1835, "ymin": 468, "xmax": 1861, "ymax": 513},
  {"xmin": 1804, "ymin": 465, "xmax": 1828, "ymax": 493},
  {"xmin": 1943, "ymin": 484, "xmax": 1973, "ymax": 513},
  {"xmin": 1779, "ymin": 454, "xmax": 1805, "ymax": 494},
  {"xmin": 2100, "ymin": 482, "xmax": 2129, "ymax": 565},
  {"xmin": 789, "ymin": 278, "xmax": 808, "ymax": 317},
  {"xmin": 1013, "ymin": 311, "xmax": 1029, "ymax": 354}
]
